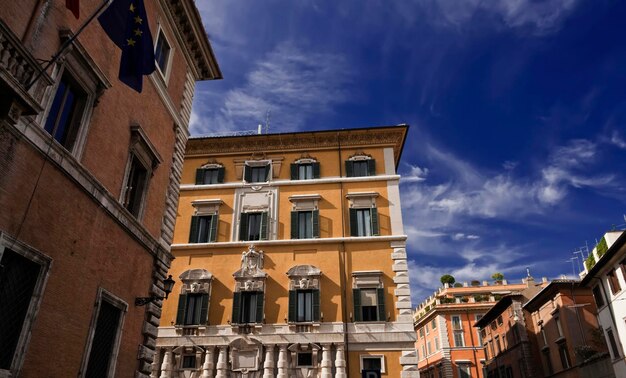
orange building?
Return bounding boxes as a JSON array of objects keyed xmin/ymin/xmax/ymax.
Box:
[
  {"xmin": 414, "ymin": 279, "xmax": 533, "ymax": 378},
  {"xmin": 0, "ymin": 1, "xmax": 220, "ymax": 377},
  {"xmin": 154, "ymin": 125, "xmax": 419, "ymax": 377}
]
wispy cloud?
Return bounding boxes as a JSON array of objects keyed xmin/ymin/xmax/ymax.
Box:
[
  {"xmin": 610, "ymin": 131, "xmax": 626, "ymax": 149},
  {"xmin": 190, "ymin": 42, "xmax": 354, "ymax": 135},
  {"xmin": 401, "ymin": 163, "xmax": 429, "ymax": 183}
]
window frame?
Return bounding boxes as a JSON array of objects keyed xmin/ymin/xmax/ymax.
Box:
[
  {"xmin": 0, "ymin": 234, "xmax": 52, "ymax": 377},
  {"xmin": 557, "ymin": 340, "xmax": 571, "ymax": 369},
  {"xmin": 360, "ymin": 355, "xmax": 386, "ymax": 373},
  {"xmin": 239, "ymin": 211, "xmax": 269, "ymax": 241},
  {"xmin": 243, "ymin": 161, "xmax": 271, "ymax": 184},
  {"xmin": 606, "ymin": 328, "xmax": 622, "ymax": 359},
  {"xmin": 346, "ymin": 154, "xmax": 376, "ymax": 178},
  {"xmin": 78, "ymin": 288, "xmax": 128, "ymax": 378},
  {"xmin": 153, "ymin": 25, "xmax": 174, "ymax": 85},
  {"xmin": 195, "ymin": 166, "xmax": 224, "ymax": 185},
  {"xmin": 592, "ymin": 285, "xmax": 605, "ymax": 308},
  {"xmin": 291, "ymin": 158, "xmax": 320, "ymax": 180},
  {"xmin": 608, "ymin": 269, "xmax": 622, "ymax": 295}
]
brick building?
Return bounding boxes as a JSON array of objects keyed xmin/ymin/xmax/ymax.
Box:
[
  {"xmin": 0, "ymin": 1, "xmax": 220, "ymax": 377},
  {"xmin": 153, "ymin": 125, "xmax": 419, "ymax": 377},
  {"xmin": 414, "ymin": 279, "xmax": 531, "ymax": 378}
]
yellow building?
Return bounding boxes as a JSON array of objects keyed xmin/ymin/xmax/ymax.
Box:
[{"xmin": 153, "ymin": 125, "xmax": 418, "ymax": 378}]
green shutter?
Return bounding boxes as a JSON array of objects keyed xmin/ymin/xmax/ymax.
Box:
[
  {"xmin": 200, "ymin": 294, "xmax": 209, "ymax": 324},
  {"xmin": 176, "ymin": 294, "xmax": 187, "ymax": 325},
  {"xmin": 195, "ymin": 169, "xmax": 204, "ymax": 184},
  {"xmin": 264, "ymin": 165, "xmax": 271, "ymax": 181},
  {"xmin": 377, "ymin": 288, "xmax": 386, "ymax": 321},
  {"xmin": 345, "ymin": 161, "xmax": 353, "ymax": 177},
  {"xmin": 288, "ymin": 290, "xmax": 297, "ymax": 322},
  {"xmin": 239, "ymin": 213, "xmax": 249, "ymax": 241},
  {"xmin": 189, "ymin": 216, "xmax": 199, "ymax": 243},
  {"xmin": 370, "ymin": 208, "xmax": 379, "ymax": 236},
  {"xmin": 255, "ymin": 292, "xmax": 264, "ymax": 323},
  {"xmin": 312, "ymin": 162, "xmax": 320, "ymax": 179},
  {"xmin": 260, "ymin": 212, "xmax": 269, "ymax": 240},
  {"xmin": 367, "ymin": 159, "xmax": 376, "ymax": 176},
  {"xmin": 353, "ymin": 288, "xmax": 362, "ymax": 322},
  {"xmin": 312, "ymin": 210, "xmax": 320, "ymax": 238},
  {"xmin": 209, "ymin": 215, "xmax": 218, "ymax": 242},
  {"xmin": 291, "ymin": 211, "xmax": 299, "ymax": 239},
  {"xmin": 349, "ymin": 208, "xmax": 358, "ymax": 236},
  {"xmin": 312, "ymin": 289, "xmax": 321, "ymax": 322},
  {"xmin": 217, "ymin": 167, "xmax": 225, "ymax": 183},
  {"xmin": 291, "ymin": 163, "xmax": 298, "ymax": 180},
  {"xmin": 244, "ymin": 166, "xmax": 252, "ymax": 182},
  {"xmin": 231, "ymin": 292, "xmax": 241, "ymax": 324}
]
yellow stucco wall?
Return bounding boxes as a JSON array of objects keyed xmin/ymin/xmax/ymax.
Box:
[{"xmin": 348, "ymin": 351, "xmax": 404, "ymax": 377}]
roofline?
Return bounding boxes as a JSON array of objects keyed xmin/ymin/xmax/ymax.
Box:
[
  {"xmin": 581, "ymin": 230, "xmax": 626, "ymax": 286},
  {"xmin": 523, "ymin": 280, "xmax": 580, "ymax": 312},
  {"xmin": 473, "ymin": 295, "xmax": 521, "ymax": 328}
]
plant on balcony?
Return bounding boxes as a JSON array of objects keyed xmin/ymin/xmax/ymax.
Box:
[
  {"xmin": 491, "ymin": 272, "xmax": 504, "ymax": 284},
  {"xmin": 440, "ymin": 274, "xmax": 455, "ymax": 286},
  {"xmin": 441, "ymin": 297, "xmax": 455, "ymax": 304},
  {"xmin": 471, "ymin": 280, "xmax": 481, "ymax": 286},
  {"xmin": 595, "ymin": 237, "xmax": 608, "ymax": 258},
  {"xmin": 453, "ymin": 283, "xmax": 463, "ymax": 288},
  {"xmin": 585, "ymin": 254, "xmax": 596, "ymax": 271}
]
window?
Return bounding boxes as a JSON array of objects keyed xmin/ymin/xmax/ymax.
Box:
[
  {"xmin": 435, "ymin": 337, "xmax": 440, "ymax": 351},
  {"xmin": 606, "ymin": 328, "xmax": 621, "ymax": 359},
  {"xmin": 189, "ymin": 215, "xmax": 218, "ymax": 243},
  {"xmin": 425, "ymin": 323, "xmax": 430, "ymax": 335},
  {"xmin": 452, "ymin": 315, "xmax": 465, "ymax": 347},
  {"xmin": 555, "ymin": 316, "xmax": 563, "ymax": 338},
  {"xmin": 244, "ymin": 164, "xmax": 270, "ymax": 183},
  {"xmin": 488, "ymin": 340, "xmax": 495, "ymax": 359},
  {"xmin": 361, "ymin": 355, "xmax": 384, "ymax": 376},
  {"xmin": 458, "ymin": 364, "xmax": 471, "ymax": 378},
  {"xmin": 541, "ymin": 327, "xmax": 548, "ymax": 346},
  {"xmin": 288, "ymin": 289, "xmax": 320, "ymax": 323},
  {"xmin": 484, "ymin": 343, "xmax": 489, "ymax": 360},
  {"xmin": 154, "ymin": 30, "xmax": 171, "ymax": 77},
  {"xmin": 291, "ymin": 210, "xmax": 319, "ymax": 239},
  {"xmin": 349, "ymin": 208, "xmax": 379, "ymax": 236},
  {"xmin": 419, "ymin": 328, "xmax": 424, "ymax": 338},
  {"xmin": 427, "ymin": 341, "xmax": 432, "ymax": 355},
  {"xmin": 422, "ymin": 345, "xmax": 426, "ymax": 359},
  {"xmin": 44, "ymin": 73, "xmax": 87, "ymax": 151},
  {"xmin": 495, "ymin": 336, "xmax": 501, "ymax": 354},
  {"xmin": 176, "ymin": 293, "xmax": 209, "ymax": 326},
  {"xmin": 476, "ymin": 314, "xmax": 484, "ymax": 344},
  {"xmin": 239, "ymin": 212, "xmax": 269, "ymax": 241},
  {"xmin": 353, "ymin": 288, "xmax": 385, "ymax": 322},
  {"xmin": 121, "ymin": 126, "xmax": 161, "ymax": 219},
  {"xmin": 182, "ymin": 355, "xmax": 196, "ymax": 369},
  {"xmin": 291, "ymin": 161, "xmax": 320, "ymax": 180},
  {"xmin": 558, "ymin": 341, "xmax": 570, "ymax": 369},
  {"xmin": 232, "ymin": 291, "xmax": 264, "ymax": 324},
  {"xmin": 195, "ymin": 167, "xmax": 224, "ymax": 185},
  {"xmin": 542, "ymin": 349, "xmax": 553, "ymax": 375},
  {"xmin": 593, "ymin": 285, "xmax": 605, "ymax": 308},
  {"xmin": 608, "ymin": 270, "xmax": 622, "ymax": 295},
  {"xmin": 0, "ymin": 248, "xmax": 46, "ymax": 373},
  {"xmin": 432, "ymin": 318, "xmax": 437, "ymax": 329},
  {"xmin": 346, "ymin": 157, "xmax": 375, "ymax": 177},
  {"xmin": 497, "ymin": 315, "xmax": 503, "ymax": 326},
  {"xmin": 82, "ymin": 291, "xmax": 126, "ymax": 378},
  {"xmin": 297, "ymin": 353, "xmax": 313, "ymax": 367}
]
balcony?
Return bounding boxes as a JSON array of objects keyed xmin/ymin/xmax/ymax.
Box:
[{"xmin": 0, "ymin": 19, "xmax": 52, "ymax": 124}]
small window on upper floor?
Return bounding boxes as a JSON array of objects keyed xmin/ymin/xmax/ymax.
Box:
[
  {"xmin": 592, "ymin": 285, "xmax": 605, "ymax": 308},
  {"xmin": 291, "ymin": 158, "xmax": 320, "ymax": 180},
  {"xmin": 608, "ymin": 269, "xmax": 622, "ymax": 295},
  {"xmin": 239, "ymin": 212, "xmax": 269, "ymax": 241},
  {"xmin": 195, "ymin": 165, "xmax": 225, "ymax": 185},
  {"xmin": 175, "ymin": 269, "xmax": 213, "ymax": 327},
  {"xmin": 352, "ymin": 271, "xmax": 386, "ymax": 322},
  {"xmin": 154, "ymin": 30, "xmax": 172, "ymax": 79},
  {"xmin": 345, "ymin": 154, "xmax": 375, "ymax": 177},
  {"xmin": 347, "ymin": 192, "xmax": 379, "ymax": 237},
  {"xmin": 244, "ymin": 163, "xmax": 270, "ymax": 183},
  {"xmin": 44, "ymin": 73, "xmax": 88, "ymax": 152},
  {"xmin": 189, "ymin": 215, "xmax": 217, "ymax": 243}
]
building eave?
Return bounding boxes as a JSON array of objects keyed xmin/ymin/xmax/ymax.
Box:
[{"xmin": 581, "ymin": 230, "xmax": 626, "ymax": 286}]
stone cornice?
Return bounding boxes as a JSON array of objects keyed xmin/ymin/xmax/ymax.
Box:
[
  {"xmin": 159, "ymin": 0, "xmax": 222, "ymax": 81},
  {"xmin": 187, "ymin": 125, "xmax": 409, "ymax": 168}
]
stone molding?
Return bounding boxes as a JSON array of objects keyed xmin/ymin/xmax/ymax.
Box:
[{"xmin": 173, "ymin": 235, "xmax": 408, "ymax": 250}]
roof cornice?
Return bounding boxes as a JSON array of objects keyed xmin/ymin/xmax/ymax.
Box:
[{"xmin": 159, "ymin": 0, "xmax": 222, "ymax": 81}]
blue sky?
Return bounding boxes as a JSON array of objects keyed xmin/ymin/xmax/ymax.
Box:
[{"xmin": 192, "ymin": 0, "xmax": 626, "ymax": 302}]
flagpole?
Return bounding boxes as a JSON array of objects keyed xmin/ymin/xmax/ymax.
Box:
[{"xmin": 26, "ymin": 0, "xmax": 112, "ymax": 90}]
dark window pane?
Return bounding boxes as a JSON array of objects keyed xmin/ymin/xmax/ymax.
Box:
[
  {"xmin": 297, "ymin": 290, "xmax": 313, "ymax": 322},
  {"xmin": 298, "ymin": 211, "xmax": 313, "ymax": 239},
  {"xmin": 182, "ymin": 355, "xmax": 195, "ymax": 369},
  {"xmin": 0, "ymin": 249, "xmax": 41, "ymax": 369},
  {"xmin": 43, "ymin": 75, "xmax": 85, "ymax": 151},
  {"xmin": 362, "ymin": 357, "xmax": 381, "ymax": 371},
  {"xmin": 240, "ymin": 291, "xmax": 259, "ymax": 323},
  {"xmin": 353, "ymin": 161, "xmax": 369, "ymax": 176},
  {"xmin": 593, "ymin": 285, "xmax": 605, "ymax": 307},
  {"xmin": 356, "ymin": 209, "xmax": 372, "ymax": 236},
  {"xmin": 362, "ymin": 306, "xmax": 378, "ymax": 321},
  {"xmin": 85, "ymin": 300, "xmax": 122, "ymax": 378},
  {"xmin": 246, "ymin": 213, "xmax": 262, "ymax": 241},
  {"xmin": 201, "ymin": 169, "xmax": 219, "ymax": 184},
  {"xmin": 184, "ymin": 294, "xmax": 203, "ymax": 325},
  {"xmin": 297, "ymin": 352, "xmax": 313, "ymax": 366},
  {"xmin": 155, "ymin": 32, "xmax": 170, "ymax": 74},
  {"xmin": 298, "ymin": 164, "xmax": 313, "ymax": 180},
  {"xmin": 249, "ymin": 166, "xmax": 268, "ymax": 183},
  {"xmin": 607, "ymin": 329, "xmax": 621, "ymax": 358},
  {"xmin": 195, "ymin": 216, "xmax": 212, "ymax": 243},
  {"xmin": 124, "ymin": 156, "xmax": 148, "ymax": 217}
]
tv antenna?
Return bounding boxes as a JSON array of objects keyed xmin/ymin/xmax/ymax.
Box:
[{"xmin": 265, "ymin": 109, "xmax": 271, "ymax": 134}]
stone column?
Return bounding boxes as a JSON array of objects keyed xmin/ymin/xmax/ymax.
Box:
[
  {"xmin": 216, "ymin": 346, "xmax": 228, "ymax": 378},
  {"xmin": 320, "ymin": 344, "xmax": 332, "ymax": 378},
  {"xmin": 263, "ymin": 344, "xmax": 275, "ymax": 378},
  {"xmin": 277, "ymin": 344, "xmax": 289, "ymax": 378},
  {"xmin": 201, "ymin": 346, "xmax": 215, "ymax": 378},
  {"xmin": 159, "ymin": 348, "xmax": 173, "ymax": 378},
  {"xmin": 335, "ymin": 345, "xmax": 347, "ymax": 378}
]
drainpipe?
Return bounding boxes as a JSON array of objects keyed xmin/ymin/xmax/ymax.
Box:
[{"xmin": 337, "ymin": 132, "xmax": 350, "ymax": 374}]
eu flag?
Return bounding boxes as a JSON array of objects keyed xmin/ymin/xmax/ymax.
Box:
[{"xmin": 98, "ymin": 0, "xmax": 156, "ymax": 92}]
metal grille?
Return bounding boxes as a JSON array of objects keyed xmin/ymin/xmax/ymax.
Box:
[
  {"xmin": 85, "ymin": 300, "xmax": 122, "ymax": 378},
  {"xmin": 0, "ymin": 249, "xmax": 40, "ymax": 369}
]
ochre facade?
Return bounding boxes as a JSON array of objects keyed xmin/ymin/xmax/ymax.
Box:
[{"xmin": 155, "ymin": 126, "xmax": 419, "ymax": 377}]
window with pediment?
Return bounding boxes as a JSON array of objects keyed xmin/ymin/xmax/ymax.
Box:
[
  {"xmin": 291, "ymin": 156, "xmax": 320, "ymax": 180},
  {"xmin": 189, "ymin": 199, "xmax": 222, "ymax": 243},
  {"xmin": 195, "ymin": 161, "xmax": 224, "ymax": 185},
  {"xmin": 352, "ymin": 271, "xmax": 386, "ymax": 322},
  {"xmin": 345, "ymin": 152, "xmax": 375, "ymax": 177},
  {"xmin": 289, "ymin": 195, "xmax": 321, "ymax": 239},
  {"xmin": 347, "ymin": 192, "xmax": 379, "ymax": 237},
  {"xmin": 287, "ymin": 265, "xmax": 322, "ymax": 323},
  {"xmin": 231, "ymin": 246, "xmax": 266, "ymax": 325},
  {"xmin": 175, "ymin": 269, "xmax": 213, "ymax": 326}
]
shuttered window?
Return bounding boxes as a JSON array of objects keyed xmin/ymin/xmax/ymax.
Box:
[
  {"xmin": 189, "ymin": 215, "xmax": 218, "ymax": 243},
  {"xmin": 290, "ymin": 162, "xmax": 320, "ymax": 180},
  {"xmin": 239, "ymin": 212, "xmax": 269, "ymax": 241},
  {"xmin": 353, "ymin": 288, "xmax": 385, "ymax": 322},
  {"xmin": 244, "ymin": 165, "xmax": 270, "ymax": 183},
  {"xmin": 175, "ymin": 293, "xmax": 209, "ymax": 326},
  {"xmin": 44, "ymin": 73, "xmax": 87, "ymax": 151},
  {"xmin": 345, "ymin": 159, "xmax": 375, "ymax": 177},
  {"xmin": 290, "ymin": 210, "xmax": 319, "ymax": 239},
  {"xmin": 349, "ymin": 208, "xmax": 379, "ymax": 236},
  {"xmin": 195, "ymin": 167, "xmax": 224, "ymax": 185},
  {"xmin": 231, "ymin": 291, "xmax": 264, "ymax": 324},
  {"xmin": 122, "ymin": 155, "xmax": 148, "ymax": 217},
  {"xmin": 288, "ymin": 289, "xmax": 320, "ymax": 323}
]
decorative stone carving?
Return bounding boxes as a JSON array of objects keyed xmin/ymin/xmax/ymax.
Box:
[
  {"xmin": 179, "ymin": 269, "xmax": 213, "ymax": 295},
  {"xmin": 287, "ymin": 265, "xmax": 322, "ymax": 291},
  {"xmin": 288, "ymin": 343, "xmax": 321, "ymax": 377},
  {"xmin": 229, "ymin": 338, "xmax": 262, "ymax": 374},
  {"xmin": 233, "ymin": 245, "xmax": 267, "ymax": 293}
]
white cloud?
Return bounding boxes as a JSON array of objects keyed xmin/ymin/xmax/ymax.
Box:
[
  {"xmin": 401, "ymin": 164, "xmax": 429, "ymax": 183},
  {"xmin": 610, "ymin": 131, "xmax": 626, "ymax": 149},
  {"xmin": 452, "ymin": 233, "xmax": 480, "ymax": 241},
  {"xmin": 190, "ymin": 42, "xmax": 354, "ymax": 135}
]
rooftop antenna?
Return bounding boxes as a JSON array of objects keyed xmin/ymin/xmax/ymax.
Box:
[
  {"xmin": 265, "ymin": 109, "xmax": 271, "ymax": 134},
  {"xmin": 526, "ymin": 267, "xmax": 531, "ymax": 278}
]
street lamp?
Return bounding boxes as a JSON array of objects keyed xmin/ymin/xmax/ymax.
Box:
[{"xmin": 135, "ymin": 275, "xmax": 175, "ymax": 306}]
